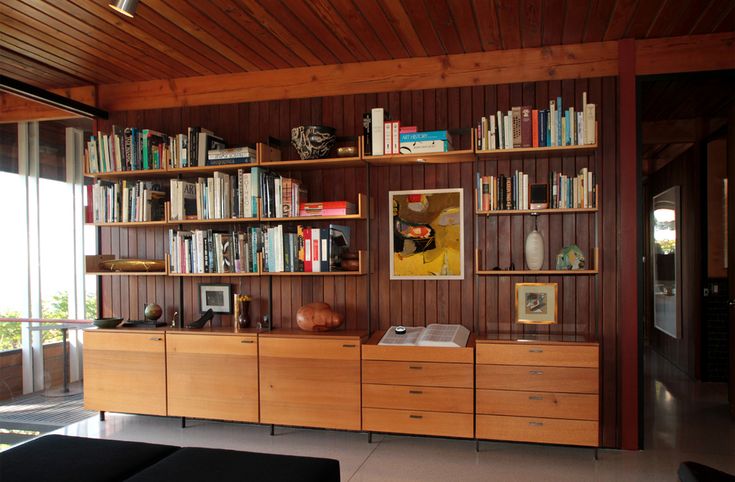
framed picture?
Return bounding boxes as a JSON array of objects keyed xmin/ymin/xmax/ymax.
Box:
[
  {"xmin": 389, "ymin": 188, "xmax": 464, "ymax": 280},
  {"xmin": 515, "ymin": 282, "xmax": 558, "ymax": 324},
  {"xmin": 199, "ymin": 283, "xmax": 232, "ymax": 314}
]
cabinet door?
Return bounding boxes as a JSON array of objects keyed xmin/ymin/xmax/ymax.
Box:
[
  {"xmin": 167, "ymin": 333, "xmax": 258, "ymax": 423},
  {"xmin": 259, "ymin": 337, "xmax": 361, "ymax": 430},
  {"xmin": 83, "ymin": 331, "xmax": 166, "ymax": 416}
]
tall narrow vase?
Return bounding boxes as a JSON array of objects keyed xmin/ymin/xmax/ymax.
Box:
[{"xmin": 525, "ymin": 229, "xmax": 545, "ymax": 270}]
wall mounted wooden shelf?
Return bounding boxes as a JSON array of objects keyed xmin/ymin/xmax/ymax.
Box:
[
  {"xmin": 261, "ymin": 193, "xmax": 368, "ymax": 222},
  {"xmin": 168, "ymin": 271, "xmax": 260, "ymax": 277},
  {"xmin": 85, "ymin": 168, "xmax": 168, "ymax": 179},
  {"xmin": 474, "ymin": 249, "xmax": 599, "ymax": 276},
  {"xmin": 476, "ymin": 207, "xmax": 598, "ymax": 216},
  {"xmin": 476, "ymin": 142, "xmax": 598, "ymax": 159},
  {"xmin": 172, "ymin": 217, "xmax": 260, "ymax": 225},
  {"xmin": 366, "ymin": 148, "xmax": 475, "ymax": 166},
  {"xmin": 257, "ymin": 141, "xmax": 365, "ymax": 170},
  {"xmin": 89, "ymin": 220, "xmax": 168, "ymax": 227},
  {"xmin": 265, "ymin": 251, "xmax": 366, "ymax": 276},
  {"xmin": 167, "ymin": 161, "xmax": 258, "ymax": 176}
]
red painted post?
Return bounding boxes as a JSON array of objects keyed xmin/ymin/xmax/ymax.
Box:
[{"xmin": 618, "ymin": 39, "xmax": 639, "ymax": 450}]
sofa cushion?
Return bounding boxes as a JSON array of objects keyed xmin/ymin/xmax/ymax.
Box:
[
  {"xmin": 125, "ymin": 446, "xmax": 340, "ymax": 482},
  {"xmin": 678, "ymin": 461, "xmax": 735, "ymax": 482},
  {"xmin": 0, "ymin": 434, "xmax": 179, "ymax": 482}
]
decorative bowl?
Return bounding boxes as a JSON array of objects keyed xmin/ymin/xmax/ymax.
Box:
[
  {"xmin": 93, "ymin": 317, "xmax": 123, "ymax": 329},
  {"xmin": 337, "ymin": 146, "xmax": 357, "ymax": 157},
  {"xmin": 291, "ymin": 125, "xmax": 336, "ymax": 160},
  {"xmin": 99, "ymin": 259, "xmax": 166, "ymax": 272}
]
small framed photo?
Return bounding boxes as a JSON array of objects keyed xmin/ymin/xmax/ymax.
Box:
[
  {"xmin": 515, "ymin": 282, "xmax": 558, "ymax": 324},
  {"xmin": 199, "ymin": 283, "xmax": 232, "ymax": 314}
]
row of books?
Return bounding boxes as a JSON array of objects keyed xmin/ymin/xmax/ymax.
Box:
[
  {"xmin": 86, "ymin": 181, "xmax": 165, "ymax": 223},
  {"xmin": 85, "ymin": 125, "xmax": 257, "ymax": 173},
  {"xmin": 365, "ymin": 108, "xmax": 452, "ymax": 156},
  {"xmin": 262, "ymin": 224, "xmax": 350, "ymax": 273},
  {"xmin": 550, "ymin": 168, "xmax": 597, "ymax": 209},
  {"xmin": 87, "ymin": 127, "xmax": 169, "ymax": 173},
  {"xmin": 169, "ymin": 228, "xmax": 260, "ymax": 274},
  {"xmin": 170, "ymin": 169, "xmax": 259, "ymax": 221},
  {"xmin": 475, "ymin": 171, "xmax": 532, "ymax": 212},
  {"xmin": 259, "ymin": 171, "xmax": 307, "ymax": 218},
  {"xmin": 476, "ymin": 93, "xmax": 596, "ymax": 150}
]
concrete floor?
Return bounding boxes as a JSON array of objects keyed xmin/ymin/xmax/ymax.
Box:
[{"xmin": 52, "ymin": 348, "xmax": 734, "ymax": 481}]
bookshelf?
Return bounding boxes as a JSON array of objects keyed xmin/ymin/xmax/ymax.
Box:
[
  {"xmin": 257, "ymin": 142, "xmax": 364, "ymax": 169},
  {"xmin": 475, "ymin": 207, "xmax": 598, "ymax": 216},
  {"xmin": 474, "ymin": 248, "xmax": 599, "ymax": 276},
  {"xmin": 260, "ymin": 193, "xmax": 368, "ymax": 222},
  {"xmin": 85, "ymin": 168, "xmax": 168, "ymax": 179},
  {"xmin": 264, "ymin": 250, "xmax": 367, "ymax": 276},
  {"xmin": 475, "ymin": 141, "xmax": 598, "ymax": 160},
  {"xmin": 85, "ymin": 255, "xmax": 167, "ymax": 277},
  {"xmin": 167, "ymin": 161, "xmax": 258, "ymax": 176},
  {"xmin": 361, "ymin": 136, "xmax": 475, "ymax": 166}
]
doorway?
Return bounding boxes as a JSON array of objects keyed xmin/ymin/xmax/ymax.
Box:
[{"xmin": 639, "ymin": 70, "xmax": 735, "ymax": 451}]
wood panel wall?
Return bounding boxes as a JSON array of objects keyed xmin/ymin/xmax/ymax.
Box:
[{"xmin": 96, "ymin": 77, "xmax": 620, "ymax": 447}]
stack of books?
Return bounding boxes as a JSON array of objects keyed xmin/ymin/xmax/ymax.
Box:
[
  {"xmin": 169, "ymin": 127, "xmax": 226, "ymax": 169},
  {"xmin": 259, "ymin": 170, "xmax": 307, "ymax": 218},
  {"xmin": 549, "ymin": 168, "xmax": 596, "ymax": 209},
  {"xmin": 365, "ymin": 107, "xmax": 452, "ymax": 155},
  {"xmin": 88, "ymin": 180, "xmax": 166, "ymax": 223},
  {"xmin": 298, "ymin": 200, "xmax": 356, "ymax": 217},
  {"xmin": 262, "ymin": 224, "xmax": 350, "ymax": 273},
  {"xmin": 475, "ymin": 171, "xmax": 531, "ymax": 211},
  {"xmin": 169, "ymin": 168, "xmax": 259, "ymax": 221}
]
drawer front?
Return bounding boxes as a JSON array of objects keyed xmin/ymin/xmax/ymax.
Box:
[
  {"xmin": 364, "ymin": 407, "xmax": 473, "ymax": 438},
  {"xmin": 85, "ymin": 331, "xmax": 166, "ymax": 353},
  {"xmin": 476, "ymin": 414, "xmax": 598, "ymax": 446},
  {"xmin": 477, "ymin": 389, "xmax": 598, "ymax": 420},
  {"xmin": 362, "ymin": 360, "xmax": 473, "ymax": 388},
  {"xmin": 477, "ymin": 343, "xmax": 598, "ymax": 368},
  {"xmin": 167, "ymin": 333, "xmax": 257, "ymax": 357},
  {"xmin": 259, "ymin": 336, "xmax": 359, "ymax": 361},
  {"xmin": 476, "ymin": 365, "xmax": 598, "ymax": 393},
  {"xmin": 363, "ymin": 384, "xmax": 473, "ymax": 413}
]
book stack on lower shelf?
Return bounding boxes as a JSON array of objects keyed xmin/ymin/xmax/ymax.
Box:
[{"xmin": 168, "ymin": 228, "xmax": 261, "ymax": 276}]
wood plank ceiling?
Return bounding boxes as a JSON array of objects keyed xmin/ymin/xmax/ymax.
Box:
[{"xmin": 1, "ymin": 0, "xmax": 734, "ymax": 90}]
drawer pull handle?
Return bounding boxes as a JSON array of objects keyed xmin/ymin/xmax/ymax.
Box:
[
  {"xmin": 240, "ymin": 340, "xmax": 254, "ymax": 344},
  {"xmin": 528, "ymin": 421, "xmax": 544, "ymax": 427},
  {"xmin": 408, "ymin": 366, "xmax": 423, "ymax": 370},
  {"xmin": 529, "ymin": 395, "xmax": 544, "ymax": 401},
  {"xmin": 409, "ymin": 415, "xmax": 423, "ymax": 419},
  {"xmin": 149, "ymin": 337, "xmax": 162, "ymax": 341},
  {"xmin": 529, "ymin": 370, "xmax": 544, "ymax": 375},
  {"xmin": 529, "ymin": 348, "xmax": 544, "ymax": 353},
  {"xmin": 342, "ymin": 344, "xmax": 356, "ymax": 348},
  {"xmin": 409, "ymin": 390, "xmax": 423, "ymax": 395}
]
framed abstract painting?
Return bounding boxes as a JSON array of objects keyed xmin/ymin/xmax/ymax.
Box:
[{"xmin": 389, "ymin": 188, "xmax": 464, "ymax": 280}]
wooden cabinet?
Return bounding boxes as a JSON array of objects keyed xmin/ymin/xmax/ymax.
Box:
[
  {"xmin": 361, "ymin": 332, "xmax": 474, "ymax": 438},
  {"xmin": 83, "ymin": 330, "xmax": 167, "ymax": 416},
  {"xmin": 476, "ymin": 339, "xmax": 599, "ymax": 447},
  {"xmin": 258, "ymin": 332, "xmax": 364, "ymax": 431},
  {"xmin": 166, "ymin": 332, "xmax": 259, "ymax": 423}
]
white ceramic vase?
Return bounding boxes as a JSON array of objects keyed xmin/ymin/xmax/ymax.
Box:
[{"xmin": 525, "ymin": 229, "xmax": 545, "ymax": 270}]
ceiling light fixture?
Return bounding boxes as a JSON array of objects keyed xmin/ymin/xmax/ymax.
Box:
[{"xmin": 109, "ymin": 0, "xmax": 139, "ymax": 17}]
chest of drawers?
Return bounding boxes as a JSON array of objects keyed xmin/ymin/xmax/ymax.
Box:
[
  {"xmin": 361, "ymin": 333, "xmax": 475, "ymax": 438},
  {"xmin": 475, "ymin": 340, "xmax": 600, "ymax": 447}
]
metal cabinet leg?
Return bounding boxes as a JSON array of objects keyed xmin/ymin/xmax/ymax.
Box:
[
  {"xmin": 368, "ymin": 432, "xmax": 372, "ymax": 444},
  {"xmin": 100, "ymin": 411, "xmax": 105, "ymax": 422},
  {"xmin": 181, "ymin": 417, "xmax": 186, "ymax": 428},
  {"xmin": 270, "ymin": 424, "xmax": 275, "ymax": 436},
  {"xmin": 593, "ymin": 448, "xmax": 598, "ymax": 461},
  {"xmin": 475, "ymin": 439, "xmax": 480, "ymax": 452}
]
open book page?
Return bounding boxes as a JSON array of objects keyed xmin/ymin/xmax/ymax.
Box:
[
  {"xmin": 416, "ymin": 324, "xmax": 470, "ymax": 348},
  {"xmin": 378, "ymin": 327, "xmax": 425, "ymax": 345}
]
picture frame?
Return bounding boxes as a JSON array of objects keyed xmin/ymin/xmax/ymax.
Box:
[
  {"xmin": 389, "ymin": 188, "xmax": 464, "ymax": 280},
  {"xmin": 199, "ymin": 283, "xmax": 232, "ymax": 314},
  {"xmin": 515, "ymin": 282, "xmax": 558, "ymax": 324}
]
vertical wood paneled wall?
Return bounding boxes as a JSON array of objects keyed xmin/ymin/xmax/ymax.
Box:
[{"xmin": 97, "ymin": 77, "xmax": 619, "ymax": 447}]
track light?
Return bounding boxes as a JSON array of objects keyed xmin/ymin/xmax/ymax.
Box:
[
  {"xmin": 109, "ymin": 0, "xmax": 139, "ymax": 17},
  {"xmin": 0, "ymin": 75, "xmax": 109, "ymax": 120}
]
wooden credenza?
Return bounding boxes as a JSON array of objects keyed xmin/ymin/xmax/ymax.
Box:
[
  {"xmin": 258, "ymin": 331, "xmax": 365, "ymax": 431},
  {"xmin": 361, "ymin": 332, "xmax": 474, "ymax": 438},
  {"xmin": 84, "ymin": 330, "xmax": 167, "ymax": 416},
  {"xmin": 475, "ymin": 338, "xmax": 600, "ymax": 447},
  {"xmin": 166, "ymin": 331, "xmax": 259, "ymax": 423}
]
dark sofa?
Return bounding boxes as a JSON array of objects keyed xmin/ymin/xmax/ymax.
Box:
[{"xmin": 0, "ymin": 435, "xmax": 340, "ymax": 482}]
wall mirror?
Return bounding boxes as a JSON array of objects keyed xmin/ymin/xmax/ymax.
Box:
[{"xmin": 651, "ymin": 186, "xmax": 681, "ymax": 338}]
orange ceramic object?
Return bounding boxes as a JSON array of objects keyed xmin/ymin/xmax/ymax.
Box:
[{"xmin": 296, "ymin": 302, "xmax": 344, "ymax": 332}]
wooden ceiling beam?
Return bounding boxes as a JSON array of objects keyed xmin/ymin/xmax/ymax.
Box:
[
  {"xmin": 636, "ymin": 31, "xmax": 735, "ymax": 75},
  {"xmin": 0, "ymin": 85, "xmax": 95, "ymax": 124},
  {"xmin": 97, "ymin": 40, "xmax": 619, "ymax": 111}
]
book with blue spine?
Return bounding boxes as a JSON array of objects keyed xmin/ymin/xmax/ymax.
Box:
[
  {"xmin": 399, "ymin": 130, "xmax": 449, "ymax": 142},
  {"xmin": 556, "ymin": 96, "xmax": 563, "ymax": 146}
]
